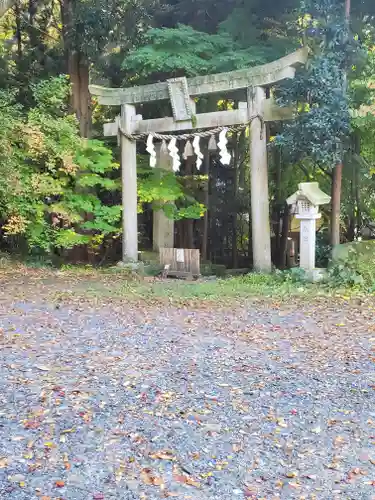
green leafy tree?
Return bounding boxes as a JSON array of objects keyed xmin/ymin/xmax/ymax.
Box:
[
  {"xmin": 276, "ymin": 0, "xmax": 356, "ymax": 164},
  {"xmin": 0, "ymin": 77, "xmax": 122, "ymax": 254},
  {"xmin": 122, "ymin": 24, "xmax": 277, "ymax": 82},
  {"xmin": 0, "ymin": 76, "xmax": 205, "ymax": 259},
  {"xmin": 275, "ymin": 0, "xmax": 362, "ymax": 246},
  {"xmin": 137, "ymin": 164, "xmax": 206, "ymax": 220}
]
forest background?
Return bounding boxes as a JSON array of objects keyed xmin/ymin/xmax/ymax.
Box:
[{"xmin": 0, "ymin": 0, "xmax": 375, "ymax": 273}]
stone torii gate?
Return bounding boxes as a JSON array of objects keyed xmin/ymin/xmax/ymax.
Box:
[{"xmin": 90, "ymin": 49, "xmax": 307, "ymax": 272}]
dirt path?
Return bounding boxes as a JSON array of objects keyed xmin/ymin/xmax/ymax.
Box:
[{"xmin": 0, "ymin": 272, "xmax": 374, "ymax": 499}]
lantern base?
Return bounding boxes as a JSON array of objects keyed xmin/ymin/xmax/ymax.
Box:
[{"xmin": 305, "ymin": 268, "xmax": 328, "ymax": 283}]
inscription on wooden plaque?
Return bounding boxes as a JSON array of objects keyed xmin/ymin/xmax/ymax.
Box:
[{"xmin": 167, "ymin": 77, "xmax": 192, "ymax": 121}]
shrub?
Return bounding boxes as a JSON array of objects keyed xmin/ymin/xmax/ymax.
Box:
[
  {"xmin": 329, "ymin": 240, "xmax": 375, "ymax": 289},
  {"xmin": 0, "ymin": 77, "xmax": 205, "ymax": 261}
]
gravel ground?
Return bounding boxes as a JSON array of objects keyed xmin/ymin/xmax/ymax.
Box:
[{"xmin": 0, "ymin": 282, "xmax": 374, "ymax": 499}]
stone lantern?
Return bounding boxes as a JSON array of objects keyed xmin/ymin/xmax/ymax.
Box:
[{"xmin": 287, "ymin": 182, "xmax": 331, "ymax": 274}]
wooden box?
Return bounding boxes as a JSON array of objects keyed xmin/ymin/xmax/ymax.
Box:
[{"xmin": 159, "ymin": 248, "xmax": 200, "ymax": 279}]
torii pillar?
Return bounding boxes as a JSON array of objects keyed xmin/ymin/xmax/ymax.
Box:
[
  {"xmin": 248, "ymin": 87, "xmax": 272, "ymax": 273},
  {"xmin": 120, "ymin": 104, "xmax": 138, "ymax": 262},
  {"xmin": 153, "ymin": 144, "xmax": 175, "ymax": 251}
]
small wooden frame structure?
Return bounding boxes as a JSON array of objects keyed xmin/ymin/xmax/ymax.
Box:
[
  {"xmin": 90, "ymin": 49, "xmax": 307, "ymax": 272},
  {"xmin": 160, "ymin": 248, "xmax": 200, "ymax": 279}
]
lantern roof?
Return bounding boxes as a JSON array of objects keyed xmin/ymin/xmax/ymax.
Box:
[{"xmin": 286, "ymin": 182, "xmax": 331, "ymax": 207}]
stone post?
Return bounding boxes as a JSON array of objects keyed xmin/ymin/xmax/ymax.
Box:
[
  {"xmin": 297, "ymin": 214, "xmax": 320, "ymax": 271},
  {"xmin": 121, "ymin": 104, "xmax": 138, "ymax": 262},
  {"xmin": 153, "ymin": 144, "xmax": 175, "ymax": 251},
  {"xmin": 247, "ymin": 86, "xmax": 272, "ymax": 273}
]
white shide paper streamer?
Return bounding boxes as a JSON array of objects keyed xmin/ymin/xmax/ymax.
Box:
[
  {"xmin": 218, "ymin": 129, "xmax": 231, "ymax": 165},
  {"xmin": 192, "ymin": 136, "xmax": 204, "ymax": 170},
  {"xmin": 146, "ymin": 134, "xmax": 157, "ymax": 168},
  {"xmin": 168, "ymin": 137, "xmax": 181, "ymax": 172}
]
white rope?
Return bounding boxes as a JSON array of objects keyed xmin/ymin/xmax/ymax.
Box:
[
  {"xmin": 117, "ymin": 116, "xmax": 264, "ymax": 172},
  {"xmin": 118, "ymin": 115, "xmax": 264, "ymax": 142}
]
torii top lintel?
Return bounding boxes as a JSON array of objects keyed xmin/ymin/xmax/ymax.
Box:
[{"xmin": 89, "ymin": 49, "xmax": 307, "ymax": 107}]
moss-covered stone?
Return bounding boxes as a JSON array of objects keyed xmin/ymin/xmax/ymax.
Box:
[
  {"xmin": 139, "ymin": 251, "xmax": 160, "ymax": 264},
  {"xmin": 332, "ymin": 240, "xmax": 375, "ymax": 264},
  {"xmin": 201, "ymin": 262, "xmax": 227, "ymax": 277},
  {"xmin": 144, "ymin": 263, "xmax": 164, "ymax": 276},
  {"xmin": 211, "ymin": 264, "xmax": 227, "ymax": 277}
]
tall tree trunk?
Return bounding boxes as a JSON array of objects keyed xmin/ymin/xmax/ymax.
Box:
[
  {"xmin": 279, "ymin": 202, "xmax": 289, "ymax": 269},
  {"xmin": 355, "ymin": 175, "xmax": 361, "ymax": 236},
  {"xmin": 28, "ymin": 0, "xmax": 38, "ymax": 47},
  {"xmin": 61, "ymin": 0, "xmax": 91, "ymax": 138},
  {"xmin": 274, "ymin": 146, "xmax": 282, "ymax": 258},
  {"xmin": 347, "ymin": 130, "xmax": 361, "ymax": 241},
  {"xmin": 330, "ymin": 0, "xmax": 350, "ymax": 247},
  {"xmin": 354, "ymin": 133, "xmax": 361, "ymax": 234},
  {"xmin": 201, "ymin": 148, "xmax": 210, "ymax": 261},
  {"xmin": 60, "ymin": 0, "xmax": 93, "ymax": 263},
  {"xmin": 345, "ymin": 0, "xmax": 351, "ymax": 19},
  {"xmin": 232, "ymin": 133, "xmax": 239, "ymax": 268},
  {"xmin": 14, "ymin": 1, "xmax": 22, "ymax": 58},
  {"xmin": 330, "ymin": 162, "xmax": 342, "ymax": 246},
  {"xmin": 0, "ymin": 0, "xmax": 14, "ymax": 16},
  {"xmin": 348, "ymin": 155, "xmax": 356, "ymax": 242},
  {"xmin": 68, "ymin": 52, "xmax": 91, "ymax": 138}
]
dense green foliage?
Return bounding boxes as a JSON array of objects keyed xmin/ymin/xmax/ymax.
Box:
[
  {"xmin": 0, "ymin": 77, "xmax": 204, "ymax": 258},
  {"xmin": 275, "ymin": 0, "xmax": 354, "ymax": 166},
  {"xmin": 0, "ymin": 77, "xmax": 119, "ymax": 253},
  {"xmin": 122, "ymin": 24, "xmax": 286, "ymax": 82},
  {"xmin": 330, "ymin": 240, "xmax": 375, "ymax": 289}
]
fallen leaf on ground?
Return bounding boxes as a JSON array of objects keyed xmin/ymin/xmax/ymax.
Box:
[
  {"xmin": 149, "ymin": 450, "xmax": 175, "ymax": 460},
  {"xmin": 141, "ymin": 468, "xmax": 164, "ymax": 487},
  {"xmin": 286, "ymin": 471, "xmax": 298, "ymax": 478},
  {"xmin": 277, "ymin": 417, "xmax": 288, "ymax": 428},
  {"xmin": 61, "ymin": 427, "xmax": 75, "ymax": 434},
  {"xmin": 334, "ymin": 435, "xmax": 345, "ymax": 446},
  {"xmin": 288, "ymin": 482, "xmax": 301, "ymax": 489},
  {"xmin": 35, "ymin": 365, "xmax": 50, "ymax": 371},
  {"xmin": 174, "ymin": 473, "xmax": 200, "ymax": 488}
]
